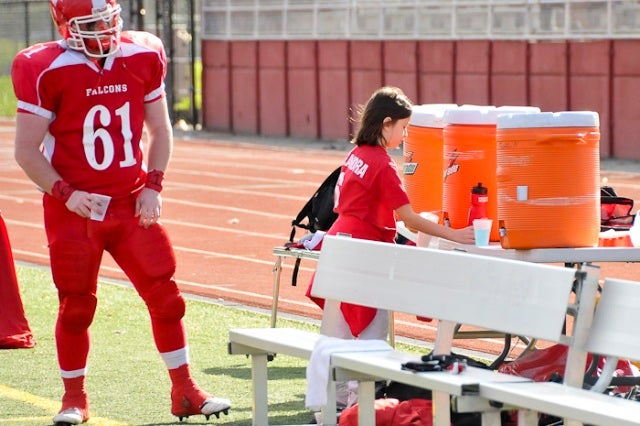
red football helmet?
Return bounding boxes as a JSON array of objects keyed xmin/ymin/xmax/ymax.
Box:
[{"xmin": 50, "ymin": 0, "xmax": 123, "ymax": 58}]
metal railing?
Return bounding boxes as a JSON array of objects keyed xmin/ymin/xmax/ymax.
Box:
[{"xmin": 202, "ymin": 0, "xmax": 640, "ymax": 41}]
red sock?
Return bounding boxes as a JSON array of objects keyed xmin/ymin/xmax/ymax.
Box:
[
  {"xmin": 61, "ymin": 376, "xmax": 89, "ymax": 409},
  {"xmin": 169, "ymin": 365, "xmax": 208, "ymax": 404},
  {"xmin": 168, "ymin": 364, "xmax": 190, "ymax": 388}
]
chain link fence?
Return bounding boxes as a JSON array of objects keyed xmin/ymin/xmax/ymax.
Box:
[{"xmin": 0, "ymin": 0, "xmax": 201, "ymax": 125}]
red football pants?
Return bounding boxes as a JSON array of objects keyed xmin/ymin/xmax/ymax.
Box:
[{"xmin": 43, "ymin": 194, "xmax": 187, "ymax": 372}]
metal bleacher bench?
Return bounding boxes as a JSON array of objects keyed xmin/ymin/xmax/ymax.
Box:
[
  {"xmin": 229, "ymin": 235, "xmax": 640, "ymax": 426},
  {"xmin": 478, "ymin": 276, "xmax": 640, "ymax": 426}
]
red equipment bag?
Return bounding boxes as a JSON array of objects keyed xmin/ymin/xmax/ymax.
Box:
[
  {"xmin": 600, "ymin": 186, "xmax": 634, "ymax": 231},
  {"xmin": 498, "ymin": 343, "xmax": 637, "ymax": 394},
  {"xmin": 338, "ymin": 398, "xmax": 433, "ymax": 426}
]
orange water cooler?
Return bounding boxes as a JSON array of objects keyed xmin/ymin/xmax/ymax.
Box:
[
  {"xmin": 442, "ymin": 106, "xmax": 540, "ymax": 241},
  {"xmin": 403, "ymin": 104, "xmax": 457, "ymax": 218},
  {"xmin": 496, "ymin": 111, "xmax": 601, "ymax": 249}
]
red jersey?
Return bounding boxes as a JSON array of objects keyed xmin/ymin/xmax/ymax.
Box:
[
  {"xmin": 330, "ymin": 145, "xmax": 410, "ymax": 242},
  {"xmin": 309, "ymin": 145, "xmax": 411, "ymax": 337},
  {"xmin": 11, "ymin": 31, "xmax": 167, "ymax": 199}
]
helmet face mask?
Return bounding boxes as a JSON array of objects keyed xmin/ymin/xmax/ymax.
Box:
[{"xmin": 50, "ymin": 0, "xmax": 123, "ymax": 59}]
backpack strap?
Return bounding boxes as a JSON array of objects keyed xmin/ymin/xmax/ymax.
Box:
[
  {"xmin": 290, "ymin": 200, "xmax": 314, "ymax": 242},
  {"xmin": 291, "ymin": 258, "xmax": 301, "ymax": 287},
  {"xmin": 288, "ymin": 201, "xmax": 313, "ymax": 287},
  {"xmin": 288, "ymin": 166, "xmax": 342, "ymax": 286}
]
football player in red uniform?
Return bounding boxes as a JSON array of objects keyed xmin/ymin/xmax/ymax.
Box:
[{"xmin": 11, "ymin": 0, "xmax": 231, "ymax": 424}]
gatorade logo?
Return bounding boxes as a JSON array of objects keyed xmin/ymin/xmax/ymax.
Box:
[
  {"xmin": 403, "ymin": 151, "xmax": 418, "ymax": 175},
  {"xmin": 444, "ymin": 149, "xmax": 460, "ymax": 181},
  {"xmin": 403, "ymin": 163, "xmax": 418, "ymax": 175}
]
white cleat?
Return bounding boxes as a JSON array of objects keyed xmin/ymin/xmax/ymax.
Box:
[
  {"xmin": 200, "ymin": 396, "xmax": 231, "ymax": 419},
  {"xmin": 53, "ymin": 407, "xmax": 84, "ymax": 425}
]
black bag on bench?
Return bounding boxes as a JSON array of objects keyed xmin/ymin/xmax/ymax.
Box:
[{"xmin": 285, "ymin": 166, "xmax": 341, "ymax": 286}]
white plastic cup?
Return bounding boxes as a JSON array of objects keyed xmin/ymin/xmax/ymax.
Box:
[
  {"xmin": 90, "ymin": 194, "xmax": 112, "ymax": 222},
  {"xmin": 473, "ymin": 218, "xmax": 492, "ymax": 247}
]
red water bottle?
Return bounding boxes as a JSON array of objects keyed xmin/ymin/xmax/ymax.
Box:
[
  {"xmin": 467, "ymin": 182, "xmax": 488, "ymax": 226},
  {"xmin": 443, "ymin": 212, "xmax": 451, "ymax": 228}
]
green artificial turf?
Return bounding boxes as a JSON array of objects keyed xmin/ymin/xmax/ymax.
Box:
[
  {"xmin": 1, "ymin": 265, "xmax": 429, "ymax": 425},
  {"xmin": 0, "ymin": 265, "xmax": 321, "ymax": 425}
]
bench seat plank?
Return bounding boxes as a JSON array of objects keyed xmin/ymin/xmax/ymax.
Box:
[
  {"xmin": 331, "ymin": 350, "xmax": 530, "ymax": 395},
  {"xmin": 480, "ymin": 381, "xmax": 640, "ymax": 426},
  {"xmin": 332, "ymin": 350, "xmax": 531, "ymax": 426},
  {"xmin": 229, "ymin": 327, "xmax": 320, "ymax": 358}
]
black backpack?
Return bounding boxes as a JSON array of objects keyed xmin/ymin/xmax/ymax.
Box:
[
  {"xmin": 286, "ymin": 166, "xmax": 341, "ymax": 286},
  {"xmin": 288, "ymin": 166, "xmax": 341, "ymax": 243}
]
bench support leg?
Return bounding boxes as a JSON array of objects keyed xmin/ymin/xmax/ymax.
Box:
[
  {"xmin": 270, "ymin": 256, "xmax": 284, "ymax": 328},
  {"xmin": 250, "ymin": 353, "xmax": 269, "ymax": 426},
  {"xmin": 515, "ymin": 409, "xmax": 538, "ymax": 426},
  {"xmin": 357, "ymin": 381, "xmax": 376, "ymax": 426},
  {"xmin": 432, "ymin": 390, "xmax": 452, "ymax": 426},
  {"xmin": 564, "ymin": 265, "xmax": 599, "ymax": 389},
  {"xmin": 321, "ymin": 379, "xmax": 338, "ymax": 426},
  {"xmin": 433, "ymin": 320, "xmax": 456, "ymax": 355},
  {"xmin": 481, "ymin": 410, "xmax": 503, "ymax": 426}
]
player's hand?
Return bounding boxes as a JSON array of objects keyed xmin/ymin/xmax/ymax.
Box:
[
  {"xmin": 136, "ymin": 187, "xmax": 162, "ymax": 229},
  {"xmin": 453, "ymin": 226, "xmax": 476, "ymax": 245},
  {"xmin": 65, "ymin": 190, "xmax": 93, "ymax": 218}
]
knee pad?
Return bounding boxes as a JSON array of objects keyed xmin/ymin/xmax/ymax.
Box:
[
  {"xmin": 59, "ymin": 294, "xmax": 97, "ymax": 334},
  {"xmin": 143, "ymin": 280, "xmax": 185, "ymax": 322}
]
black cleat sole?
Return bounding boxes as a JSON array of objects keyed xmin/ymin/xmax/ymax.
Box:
[{"xmin": 177, "ymin": 407, "xmax": 230, "ymax": 422}]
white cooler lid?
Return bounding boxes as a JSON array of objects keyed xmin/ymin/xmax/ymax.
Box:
[
  {"xmin": 409, "ymin": 104, "xmax": 458, "ymax": 128},
  {"xmin": 497, "ymin": 111, "xmax": 600, "ymax": 129},
  {"xmin": 444, "ymin": 105, "xmax": 540, "ymax": 125}
]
